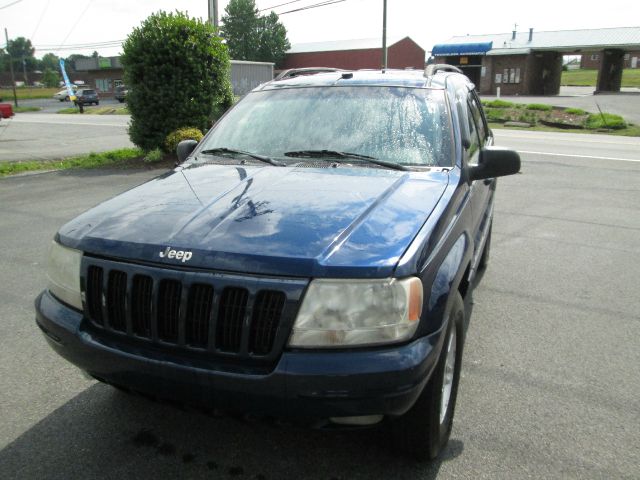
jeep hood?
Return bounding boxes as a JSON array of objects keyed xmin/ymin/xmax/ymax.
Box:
[{"xmin": 58, "ymin": 164, "xmax": 448, "ymax": 278}]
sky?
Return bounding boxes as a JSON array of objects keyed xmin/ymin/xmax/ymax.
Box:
[{"xmin": 1, "ymin": 0, "xmax": 639, "ymax": 59}]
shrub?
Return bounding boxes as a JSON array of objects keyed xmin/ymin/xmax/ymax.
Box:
[
  {"xmin": 165, "ymin": 127, "xmax": 204, "ymax": 153},
  {"xmin": 482, "ymin": 99, "xmax": 515, "ymax": 109},
  {"xmin": 525, "ymin": 103, "xmax": 552, "ymax": 111},
  {"xmin": 122, "ymin": 11, "xmax": 234, "ymax": 151},
  {"xmin": 144, "ymin": 148, "xmax": 164, "ymax": 163},
  {"xmin": 586, "ymin": 113, "xmax": 627, "ymax": 130},
  {"xmin": 517, "ymin": 112, "xmax": 537, "ymax": 125},
  {"xmin": 565, "ymin": 108, "xmax": 587, "ymax": 115},
  {"xmin": 484, "ymin": 108, "xmax": 508, "ymax": 122}
]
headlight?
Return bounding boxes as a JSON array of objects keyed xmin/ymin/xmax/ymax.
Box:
[
  {"xmin": 47, "ymin": 241, "xmax": 83, "ymax": 310},
  {"xmin": 289, "ymin": 277, "xmax": 423, "ymax": 348}
]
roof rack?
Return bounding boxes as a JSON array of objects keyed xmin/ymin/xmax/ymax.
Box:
[
  {"xmin": 274, "ymin": 67, "xmax": 344, "ymax": 81},
  {"xmin": 424, "ymin": 64, "xmax": 463, "ymax": 77}
]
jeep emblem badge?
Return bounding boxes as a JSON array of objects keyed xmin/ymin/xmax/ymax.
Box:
[{"xmin": 159, "ymin": 246, "xmax": 193, "ymax": 262}]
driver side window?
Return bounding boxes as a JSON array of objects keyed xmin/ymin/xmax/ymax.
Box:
[{"xmin": 465, "ymin": 99, "xmax": 481, "ymax": 166}]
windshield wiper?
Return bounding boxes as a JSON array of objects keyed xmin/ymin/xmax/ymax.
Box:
[
  {"xmin": 199, "ymin": 147, "xmax": 285, "ymax": 167},
  {"xmin": 284, "ymin": 150, "xmax": 408, "ymax": 171}
]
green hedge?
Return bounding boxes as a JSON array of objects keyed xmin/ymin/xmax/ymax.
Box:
[{"xmin": 586, "ymin": 113, "xmax": 627, "ymax": 130}]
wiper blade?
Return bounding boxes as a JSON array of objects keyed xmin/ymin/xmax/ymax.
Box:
[
  {"xmin": 284, "ymin": 150, "xmax": 408, "ymax": 171},
  {"xmin": 199, "ymin": 147, "xmax": 285, "ymax": 166}
]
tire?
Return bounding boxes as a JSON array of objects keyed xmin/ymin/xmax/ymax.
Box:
[
  {"xmin": 95, "ymin": 101, "xmax": 99, "ymax": 105},
  {"xmin": 118, "ymin": 98, "xmax": 124, "ymax": 103},
  {"xmin": 478, "ymin": 221, "xmax": 492, "ymax": 270},
  {"xmin": 391, "ymin": 291, "xmax": 465, "ymax": 461}
]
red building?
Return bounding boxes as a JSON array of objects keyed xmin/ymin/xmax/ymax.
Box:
[{"xmin": 281, "ymin": 37, "xmax": 426, "ymax": 71}]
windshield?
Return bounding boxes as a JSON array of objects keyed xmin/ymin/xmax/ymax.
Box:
[{"xmin": 198, "ymin": 86, "xmax": 453, "ymax": 167}]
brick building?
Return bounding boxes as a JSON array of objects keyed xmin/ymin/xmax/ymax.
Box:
[
  {"xmin": 432, "ymin": 27, "xmax": 640, "ymax": 95},
  {"xmin": 581, "ymin": 50, "xmax": 640, "ymax": 69},
  {"xmin": 281, "ymin": 37, "xmax": 425, "ymax": 71}
]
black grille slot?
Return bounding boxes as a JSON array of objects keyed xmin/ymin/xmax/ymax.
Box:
[
  {"xmin": 186, "ymin": 284, "xmax": 213, "ymax": 348},
  {"xmin": 158, "ymin": 279, "xmax": 182, "ymax": 343},
  {"xmin": 86, "ymin": 266, "xmax": 104, "ymax": 325},
  {"xmin": 131, "ymin": 275, "xmax": 153, "ymax": 338},
  {"xmin": 249, "ymin": 291, "xmax": 286, "ymax": 355},
  {"xmin": 216, "ymin": 287, "xmax": 248, "ymax": 352},
  {"xmin": 107, "ymin": 270, "xmax": 127, "ymax": 331}
]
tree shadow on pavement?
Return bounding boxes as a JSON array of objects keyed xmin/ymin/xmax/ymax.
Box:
[{"xmin": 0, "ymin": 383, "xmax": 463, "ymax": 480}]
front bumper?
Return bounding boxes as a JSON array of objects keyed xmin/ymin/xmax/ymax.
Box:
[{"xmin": 35, "ymin": 290, "xmax": 444, "ymax": 421}]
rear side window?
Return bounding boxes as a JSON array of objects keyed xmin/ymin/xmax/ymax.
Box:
[{"xmin": 468, "ymin": 94, "xmax": 486, "ymax": 142}]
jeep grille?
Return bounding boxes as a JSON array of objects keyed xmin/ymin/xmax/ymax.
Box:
[{"xmin": 83, "ymin": 258, "xmax": 303, "ymax": 363}]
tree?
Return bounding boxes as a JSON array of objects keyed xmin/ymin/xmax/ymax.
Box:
[
  {"xmin": 7, "ymin": 37, "xmax": 36, "ymax": 82},
  {"xmin": 222, "ymin": 1, "xmax": 290, "ymax": 64},
  {"xmin": 221, "ymin": 0, "xmax": 260, "ymax": 61},
  {"xmin": 7, "ymin": 37, "xmax": 35, "ymax": 62},
  {"xmin": 39, "ymin": 53, "xmax": 59, "ymax": 71},
  {"xmin": 257, "ymin": 12, "xmax": 290, "ymax": 66},
  {"xmin": 41, "ymin": 68, "xmax": 60, "ymax": 88},
  {"xmin": 121, "ymin": 11, "xmax": 234, "ymax": 152}
]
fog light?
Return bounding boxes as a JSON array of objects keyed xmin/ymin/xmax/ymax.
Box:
[{"xmin": 329, "ymin": 415, "xmax": 384, "ymax": 426}]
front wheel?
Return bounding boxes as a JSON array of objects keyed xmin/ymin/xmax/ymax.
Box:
[{"xmin": 391, "ymin": 291, "xmax": 465, "ymax": 460}]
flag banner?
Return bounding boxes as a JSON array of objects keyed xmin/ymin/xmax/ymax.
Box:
[{"xmin": 59, "ymin": 59, "xmax": 77, "ymax": 102}]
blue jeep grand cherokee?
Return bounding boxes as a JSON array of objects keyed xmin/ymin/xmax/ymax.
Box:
[{"xmin": 36, "ymin": 66, "xmax": 519, "ymax": 460}]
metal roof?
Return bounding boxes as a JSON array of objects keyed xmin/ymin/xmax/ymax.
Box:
[
  {"xmin": 288, "ymin": 36, "xmax": 417, "ymax": 54},
  {"xmin": 433, "ymin": 26, "xmax": 640, "ymax": 55}
]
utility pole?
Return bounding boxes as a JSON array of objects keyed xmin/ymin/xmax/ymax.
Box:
[
  {"xmin": 208, "ymin": 0, "xmax": 219, "ymax": 29},
  {"xmin": 4, "ymin": 28, "xmax": 18, "ymax": 108},
  {"xmin": 381, "ymin": 0, "xmax": 387, "ymax": 71}
]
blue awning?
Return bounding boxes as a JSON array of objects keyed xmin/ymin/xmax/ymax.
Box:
[{"xmin": 432, "ymin": 42, "xmax": 493, "ymax": 56}]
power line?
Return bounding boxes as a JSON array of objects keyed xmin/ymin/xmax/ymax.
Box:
[
  {"xmin": 35, "ymin": 40, "xmax": 125, "ymax": 48},
  {"xmin": 0, "ymin": 0, "xmax": 23, "ymax": 10},
  {"xmin": 31, "ymin": 0, "xmax": 52, "ymax": 42},
  {"xmin": 277, "ymin": 0, "xmax": 346, "ymax": 15},
  {"xmin": 56, "ymin": 0, "xmax": 94, "ymax": 53},
  {"xmin": 259, "ymin": 0, "xmax": 306, "ymax": 12}
]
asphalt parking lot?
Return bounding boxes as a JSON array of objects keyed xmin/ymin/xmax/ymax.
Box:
[{"xmin": 0, "ymin": 128, "xmax": 638, "ymax": 479}]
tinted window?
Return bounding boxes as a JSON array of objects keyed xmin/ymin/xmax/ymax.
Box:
[{"xmin": 200, "ymin": 86, "xmax": 453, "ymax": 167}]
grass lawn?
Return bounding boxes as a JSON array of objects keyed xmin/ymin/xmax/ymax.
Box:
[
  {"xmin": 561, "ymin": 69, "xmax": 640, "ymax": 87},
  {"xmin": 0, "ymin": 87, "xmax": 60, "ymax": 100},
  {"xmin": 14, "ymin": 106, "xmax": 42, "ymax": 113},
  {"xmin": 0, "ymin": 148, "xmax": 144, "ymax": 177},
  {"xmin": 58, "ymin": 105, "xmax": 129, "ymax": 115}
]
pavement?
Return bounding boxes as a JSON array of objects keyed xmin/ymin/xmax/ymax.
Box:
[
  {"xmin": 0, "ymin": 130, "xmax": 638, "ymax": 479},
  {"xmin": 0, "ymin": 110, "xmax": 133, "ymax": 163}
]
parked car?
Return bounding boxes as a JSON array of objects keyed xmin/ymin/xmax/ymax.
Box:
[
  {"xmin": 0, "ymin": 102, "xmax": 14, "ymax": 120},
  {"xmin": 53, "ymin": 88, "xmax": 74, "ymax": 102},
  {"xmin": 75, "ymin": 88, "xmax": 99, "ymax": 106},
  {"xmin": 114, "ymin": 85, "xmax": 128, "ymax": 103},
  {"xmin": 36, "ymin": 67, "xmax": 520, "ymax": 460}
]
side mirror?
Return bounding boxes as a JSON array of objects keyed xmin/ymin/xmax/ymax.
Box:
[
  {"xmin": 176, "ymin": 139, "xmax": 198, "ymax": 164},
  {"xmin": 469, "ymin": 146, "xmax": 521, "ymax": 181}
]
